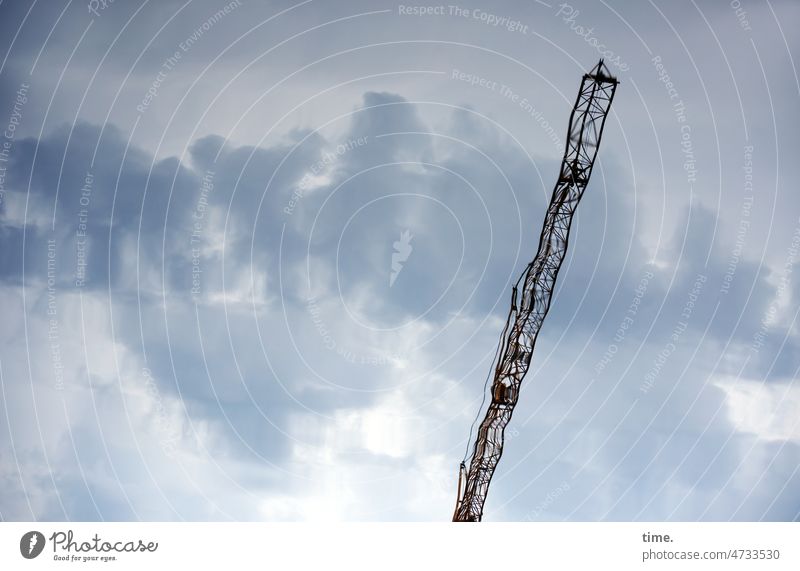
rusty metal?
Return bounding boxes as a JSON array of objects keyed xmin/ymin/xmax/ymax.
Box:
[{"xmin": 454, "ymin": 60, "xmax": 618, "ymax": 522}]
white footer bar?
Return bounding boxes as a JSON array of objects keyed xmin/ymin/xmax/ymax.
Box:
[{"xmin": 1, "ymin": 522, "xmax": 797, "ymax": 570}]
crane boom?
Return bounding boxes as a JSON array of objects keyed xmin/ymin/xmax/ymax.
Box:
[{"xmin": 453, "ymin": 60, "xmax": 618, "ymax": 522}]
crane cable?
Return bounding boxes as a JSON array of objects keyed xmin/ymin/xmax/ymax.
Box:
[{"xmin": 461, "ymin": 279, "xmax": 521, "ymax": 464}]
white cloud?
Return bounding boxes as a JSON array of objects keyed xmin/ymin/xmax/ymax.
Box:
[{"xmin": 716, "ymin": 376, "xmax": 800, "ymax": 442}]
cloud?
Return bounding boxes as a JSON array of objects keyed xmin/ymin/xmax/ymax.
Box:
[{"xmin": 2, "ymin": 0, "xmax": 800, "ymax": 522}]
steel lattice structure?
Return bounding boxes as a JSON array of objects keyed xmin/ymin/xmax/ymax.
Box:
[{"xmin": 453, "ymin": 60, "xmax": 619, "ymax": 522}]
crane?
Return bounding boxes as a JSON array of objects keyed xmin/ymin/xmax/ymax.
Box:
[{"xmin": 453, "ymin": 60, "xmax": 619, "ymax": 522}]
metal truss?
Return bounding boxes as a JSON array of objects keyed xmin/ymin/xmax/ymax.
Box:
[{"xmin": 453, "ymin": 60, "xmax": 618, "ymax": 522}]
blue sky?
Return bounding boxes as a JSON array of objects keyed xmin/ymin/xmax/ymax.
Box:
[{"xmin": 1, "ymin": 0, "xmax": 799, "ymax": 521}]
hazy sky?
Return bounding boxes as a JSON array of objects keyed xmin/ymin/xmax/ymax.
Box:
[{"xmin": 1, "ymin": 0, "xmax": 799, "ymax": 521}]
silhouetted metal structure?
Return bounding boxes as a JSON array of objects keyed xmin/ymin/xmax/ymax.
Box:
[{"xmin": 453, "ymin": 60, "xmax": 618, "ymax": 522}]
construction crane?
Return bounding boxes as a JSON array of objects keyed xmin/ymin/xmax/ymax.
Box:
[{"xmin": 453, "ymin": 60, "xmax": 619, "ymax": 522}]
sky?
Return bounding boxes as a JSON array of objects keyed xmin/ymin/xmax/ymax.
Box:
[{"xmin": 0, "ymin": 0, "xmax": 799, "ymax": 522}]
